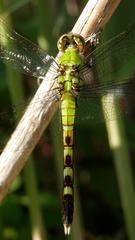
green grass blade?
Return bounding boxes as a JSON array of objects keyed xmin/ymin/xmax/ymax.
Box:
[{"xmin": 102, "ymin": 94, "xmax": 135, "ymax": 240}]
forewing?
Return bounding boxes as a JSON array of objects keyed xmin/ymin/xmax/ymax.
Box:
[
  {"xmin": 0, "ymin": 19, "xmax": 56, "ymax": 78},
  {"xmin": 81, "ymin": 22, "xmax": 135, "ymax": 94}
]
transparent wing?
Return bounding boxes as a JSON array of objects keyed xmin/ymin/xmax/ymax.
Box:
[
  {"xmin": 0, "ymin": 85, "xmax": 60, "ymax": 145},
  {"xmin": 0, "ymin": 19, "xmax": 56, "ymax": 78},
  {"xmin": 1, "ymin": 84, "xmax": 60, "ymax": 115},
  {"xmin": 79, "ymin": 78, "xmax": 135, "ymax": 98},
  {"xmin": 81, "ymin": 22, "xmax": 135, "ymax": 95},
  {"xmin": 77, "ymin": 78, "xmax": 135, "ymax": 124},
  {"xmin": 76, "ymin": 93, "xmax": 130, "ymax": 125},
  {"xmin": 77, "ymin": 22, "xmax": 135, "ymax": 124}
]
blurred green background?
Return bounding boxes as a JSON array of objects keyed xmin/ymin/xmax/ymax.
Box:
[{"xmin": 0, "ymin": 0, "xmax": 135, "ymax": 240}]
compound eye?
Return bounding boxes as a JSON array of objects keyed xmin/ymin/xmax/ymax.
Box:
[
  {"xmin": 73, "ymin": 34, "xmax": 85, "ymax": 52},
  {"xmin": 57, "ymin": 34, "xmax": 70, "ymax": 51}
]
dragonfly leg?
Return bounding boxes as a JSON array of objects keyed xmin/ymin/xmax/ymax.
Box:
[{"xmin": 89, "ymin": 31, "xmax": 101, "ymax": 47}]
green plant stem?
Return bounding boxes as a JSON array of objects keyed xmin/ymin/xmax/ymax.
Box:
[
  {"xmin": 0, "ymin": 2, "xmax": 47, "ymax": 240},
  {"xmin": 102, "ymin": 94, "xmax": 135, "ymax": 240},
  {"xmin": 24, "ymin": 157, "xmax": 47, "ymax": 240},
  {"xmin": 71, "ymin": 179, "xmax": 84, "ymax": 240},
  {"xmin": 33, "ymin": 0, "xmax": 52, "ymax": 50}
]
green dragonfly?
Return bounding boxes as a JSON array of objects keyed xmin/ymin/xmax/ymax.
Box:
[{"xmin": 0, "ymin": 21, "xmax": 135, "ymax": 235}]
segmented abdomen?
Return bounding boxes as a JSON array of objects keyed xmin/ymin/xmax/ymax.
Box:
[{"xmin": 61, "ymin": 93, "xmax": 76, "ymax": 233}]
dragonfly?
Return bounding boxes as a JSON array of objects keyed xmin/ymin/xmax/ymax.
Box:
[{"xmin": 0, "ymin": 20, "xmax": 135, "ymax": 235}]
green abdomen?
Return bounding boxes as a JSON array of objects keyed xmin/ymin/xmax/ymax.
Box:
[{"xmin": 61, "ymin": 92, "xmax": 76, "ymax": 231}]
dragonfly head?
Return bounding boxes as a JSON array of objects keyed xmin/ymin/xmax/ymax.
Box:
[{"xmin": 57, "ymin": 32, "xmax": 85, "ymax": 53}]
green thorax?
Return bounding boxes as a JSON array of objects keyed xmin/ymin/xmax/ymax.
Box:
[
  {"xmin": 58, "ymin": 45, "xmax": 83, "ymax": 94},
  {"xmin": 58, "ymin": 44, "xmax": 82, "ymax": 65}
]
